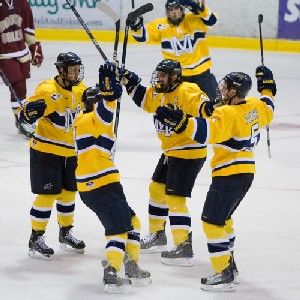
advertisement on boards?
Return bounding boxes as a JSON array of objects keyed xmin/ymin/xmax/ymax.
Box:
[
  {"xmin": 278, "ymin": 0, "xmax": 300, "ymax": 39},
  {"xmin": 29, "ymin": 0, "xmax": 121, "ymax": 30}
]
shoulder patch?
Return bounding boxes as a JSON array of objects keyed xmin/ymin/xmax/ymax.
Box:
[
  {"xmin": 157, "ymin": 24, "xmax": 169, "ymax": 30},
  {"xmin": 51, "ymin": 93, "xmax": 62, "ymax": 101}
]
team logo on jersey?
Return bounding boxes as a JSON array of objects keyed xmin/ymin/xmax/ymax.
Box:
[
  {"xmin": 154, "ymin": 117, "xmax": 173, "ymax": 137},
  {"xmin": 157, "ymin": 24, "xmax": 169, "ymax": 30},
  {"xmin": 51, "ymin": 93, "xmax": 62, "ymax": 101},
  {"xmin": 64, "ymin": 104, "xmax": 81, "ymax": 132},
  {"xmin": 170, "ymin": 34, "xmax": 195, "ymax": 56}
]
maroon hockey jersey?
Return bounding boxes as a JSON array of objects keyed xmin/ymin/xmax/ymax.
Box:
[{"xmin": 0, "ymin": 0, "xmax": 35, "ymax": 58}]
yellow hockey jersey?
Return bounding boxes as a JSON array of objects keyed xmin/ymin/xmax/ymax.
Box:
[
  {"xmin": 74, "ymin": 100, "xmax": 120, "ymax": 192},
  {"xmin": 131, "ymin": 8, "xmax": 218, "ymax": 77},
  {"xmin": 132, "ymin": 81, "xmax": 210, "ymax": 159},
  {"xmin": 25, "ymin": 77, "xmax": 86, "ymax": 157},
  {"xmin": 184, "ymin": 91, "xmax": 275, "ymax": 176}
]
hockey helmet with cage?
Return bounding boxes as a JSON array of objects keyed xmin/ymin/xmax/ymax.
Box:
[
  {"xmin": 151, "ymin": 59, "xmax": 183, "ymax": 93},
  {"xmin": 82, "ymin": 86, "xmax": 102, "ymax": 113},
  {"xmin": 165, "ymin": 0, "xmax": 185, "ymax": 25},
  {"xmin": 221, "ymin": 72, "xmax": 252, "ymax": 99},
  {"xmin": 55, "ymin": 52, "xmax": 84, "ymax": 86}
]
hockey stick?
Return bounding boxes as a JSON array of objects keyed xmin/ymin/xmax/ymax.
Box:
[
  {"xmin": 96, "ymin": 2, "xmax": 122, "ymax": 160},
  {"xmin": 0, "ymin": 68, "xmax": 22, "ymax": 104},
  {"xmin": 96, "ymin": 2, "xmax": 120, "ymax": 65},
  {"xmin": 65, "ymin": 0, "xmax": 109, "ymax": 63},
  {"xmin": 132, "ymin": 0, "xmax": 135, "ymax": 9},
  {"xmin": 258, "ymin": 14, "xmax": 271, "ymax": 158},
  {"xmin": 122, "ymin": 3, "xmax": 154, "ymax": 68}
]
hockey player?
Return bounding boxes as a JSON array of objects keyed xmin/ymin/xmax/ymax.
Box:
[
  {"xmin": 19, "ymin": 52, "xmax": 86, "ymax": 260},
  {"xmin": 155, "ymin": 66, "xmax": 276, "ymax": 291},
  {"xmin": 74, "ymin": 63, "xmax": 151, "ymax": 293},
  {"xmin": 120, "ymin": 59, "xmax": 218, "ymax": 266},
  {"xmin": 129, "ymin": 0, "xmax": 218, "ymax": 100},
  {"xmin": 0, "ymin": 0, "xmax": 43, "ymax": 138}
]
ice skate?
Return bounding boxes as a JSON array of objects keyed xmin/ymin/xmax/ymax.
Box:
[
  {"xmin": 231, "ymin": 252, "xmax": 239, "ymax": 284},
  {"xmin": 140, "ymin": 230, "xmax": 167, "ymax": 253},
  {"xmin": 124, "ymin": 255, "xmax": 152, "ymax": 287},
  {"xmin": 15, "ymin": 118, "xmax": 35, "ymax": 139},
  {"xmin": 28, "ymin": 230, "xmax": 54, "ymax": 260},
  {"xmin": 59, "ymin": 226, "xmax": 85, "ymax": 254},
  {"xmin": 102, "ymin": 260, "xmax": 132, "ymax": 294},
  {"xmin": 161, "ymin": 232, "xmax": 194, "ymax": 266},
  {"xmin": 201, "ymin": 264, "xmax": 235, "ymax": 292}
]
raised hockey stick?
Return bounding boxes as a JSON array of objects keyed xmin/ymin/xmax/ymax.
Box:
[
  {"xmin": 96, "ymin": 2, "xmax": 122, "ymax": 160},
  {"xmin": 96, "ymin": 2, "xmax": 120, "ymax": 65},
  {"xmin": 132, "ymin": 0, "xmax": 135, "ymax": 9},
  {"xmin": 65, "ymin": 0, "xmax": 109, "ymax": 63},
  {"xmin": 121, "ymin": 3, "xmax": 154, "ymax": 68},
  {"xmin": 0, "ymin": 68, "xmax": 22, "ymax": 104},
  {"xmin": 258, "ymin": 14, "xmax": 271, "ymax": 158}
]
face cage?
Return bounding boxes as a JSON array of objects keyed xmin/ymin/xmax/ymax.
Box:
[
  {"xmin": 217, "ymin": 79, "xmax": 230, "ymax": 104},
  {"xmin": 150, "ymin": 70, "xmax": 171, "ymax": 93},
  {"xmin": 166, "ymin": 6, "xmax": 184, "ymax": 26},
  {"xmin": 59, "ymin": 64, "xmax": 84, "ymax": 86}
]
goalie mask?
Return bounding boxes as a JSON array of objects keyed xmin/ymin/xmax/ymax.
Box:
[
  {"xmin": 151, "ymin": 59, "xmax": 183, "ymax": 93},
  {"xmin": 55, "ymin": 52, "xmax": 84, "ymax": 87},
  {"xmin": 218, "ymin": 72, "xmax": 252, "ymax": 105},
  {"xmin": 165, "ymin": 0, "xmax": 185, "ymax": 26}
]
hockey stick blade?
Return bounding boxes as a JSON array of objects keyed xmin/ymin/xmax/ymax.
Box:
[
  {"xmin": 96, "ymin": 2, "xmax": 120, "ymax": 63},
  {"xmin": 258, "ymin": 14, "xmax": 263, "ymax": 24},
  {"xmin": 96, "ymin": 2, "xmax": 119, "ymax": 23},
  {"xmin": 0, "ymin": 68, "xmax": 22, "ymax": 104},
  {"xmin": 126, "ymin": 3, "xmax": 154, "ymax": 25}
]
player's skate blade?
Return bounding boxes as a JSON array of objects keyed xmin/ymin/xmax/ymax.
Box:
[
  {"xmin": 161, "ymin": 257, "xmax": 194, "ymax": 267},
  {"xmin": 59, "ymin": 243, "xmax": 84, "ymax": 254},
  {"xmin": 141, "ymin": 245, "xmax": 167, "ymax": 254},
  {"xmin": 28, "ymin": 249, "xmax": 52, "ymax": 261}
]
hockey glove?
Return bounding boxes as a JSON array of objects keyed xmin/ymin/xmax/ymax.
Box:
[
  {"xmin": 119, "ymin": 68, "xmax": 141, "ymax": 94},
  {"xmin": 129, "ymin": 16, "xmax": 144, "ymax": 31},
  {"xmin": 256, "ymin": 65, "xmax": 277, "ymax": 96},
  {"xmin": 179, "ymin": 0, "xmax": 204, "ymax": 14},
  {"xmin": 156, "ymin": 104, "xmax": 189, "ymax": 134},
  {"xmin": 204, "ymin": 87, "xmax": 226, "ymax": 116},
  {"xmin": 29, "ymin": 41, "xmax": 44, "ymax": 67},
  {"xmin": 99, "ymin": 63, "xmax": 122, "ymax": 102},
  {"xmin": 22, "ymin": 99, "xmax": 47, "ymax": 124}
]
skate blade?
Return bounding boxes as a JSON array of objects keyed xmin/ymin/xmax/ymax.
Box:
[
  {"xmin": 127, "ymin": 276, "xmax": 152, "ymax": 287},
  {"xmin": 140, "ymin": 245, "xmax": 167, "ymax": 254},
  {"xmin": 161, "ymin": 257, "xmax": 194, "ymax": 267},
  {"xmin": 59, "ymin": 243, "xmax": 85, "ymax": 254},
  {"xmin": 104, "ymin": 283, "xmax": 133, "ymax": 294},
  {"xmin": 201, "ymin": 282, "xmax": 236, "ymax": 292},
  {"xmin": 28, "ymin": 249, "xmax": 52, "ymax": 261},
  {"xmin": 233, "ymin": 273, "xmax": 240, "ymax": 284}
]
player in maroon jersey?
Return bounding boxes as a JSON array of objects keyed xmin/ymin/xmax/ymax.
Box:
[{"xmin": 0, "ymin": 0, "xmax": 43, "ymax": 138}]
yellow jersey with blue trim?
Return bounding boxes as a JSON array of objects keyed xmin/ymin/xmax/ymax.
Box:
[
  {"xmin": 135, "ymin": 81, "xmax": 210, "ymax": 159},
  {"xmin": 27, "ymin": 77, "xmax": 86, "ymax": 157},
  {"xmin": 74, "ymin": 100, "xmax": 120, "ymax": 192},
  {"xmin": 184, "ymin": 91, "xmax": 275, "ymax": 176},
  {"xmin": 131, "ymin": 8, "xmax": 218, "ymax": 77}
]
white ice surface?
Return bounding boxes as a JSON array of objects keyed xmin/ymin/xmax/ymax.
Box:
[{"xmin": 0, "ymin": 42, "xmax": 300, "ymax": 300}]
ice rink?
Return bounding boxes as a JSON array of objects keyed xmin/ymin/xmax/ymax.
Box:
[{"xmin": 0, "ymin": 41, "xmax": 300, "ymax": 300}]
